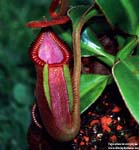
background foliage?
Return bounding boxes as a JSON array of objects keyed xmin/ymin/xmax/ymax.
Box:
[{"xmin": 0, "ymin": 0, "xmax": 52, "ymax": 149}]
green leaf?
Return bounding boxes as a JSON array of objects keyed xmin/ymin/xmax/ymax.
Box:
[
  {"xmin": 81, "ymin": 28, "xmax": 106, "ymax": 55},
  {"xmin": 112, "ymin": 56, "xmax": 139, "ymax": 123},
  {"xmin": 95, "ymin": 0, "xmax": 139, "ymax": 35},
  {"xmin": 116, "ymin": 35, "xmax": 126, "ymax": 50},
  {"xmin": 68, "ymin": 5, "xmax": 115, "ymax": 66},
  {"xmin": 68, "ymin": 5, "xmax": 100, "ymax": 31},
  {"xmin": 116, "ymin": 36, "xmax": 138, "ymax": 61},
  {"xmin": 135, "ymin": 45, "xmax": 139, "ymax": 55},
  {"xmin": 80, "ymin": 74, "xmax": 109, "ymax": 113},
  {"xmin": 81, "ymin": 27, "xmax": 115, "ymax": 66},
  {"xmin": 68, "ymin": 5, "xmax": 90, "ymax": 30}
]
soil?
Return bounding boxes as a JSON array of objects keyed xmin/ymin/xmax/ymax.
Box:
[{"xmin": 70, "ymin": 85, "xmax": 139, "ymax": 150}]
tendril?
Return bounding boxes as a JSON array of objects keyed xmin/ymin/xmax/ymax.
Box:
[{"xmin": 49, "ymin": 0, "xmax": 69, "ymax": 19}]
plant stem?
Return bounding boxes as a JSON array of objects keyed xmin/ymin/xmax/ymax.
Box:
[{"xmin": 71, "ymin": 7, "xmax": 99, "ymax": 118}]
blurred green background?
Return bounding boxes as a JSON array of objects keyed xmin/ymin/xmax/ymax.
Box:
[
  {"xmin": 0, "ymin": 0, "xmax": 92, "ymax": 149},
  {"xmin": 0, "ymin": 0, "xmax": 53, "ymax": 149}
]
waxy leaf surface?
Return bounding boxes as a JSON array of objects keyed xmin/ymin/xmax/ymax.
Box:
[
  {"xmin": 80, "ymin": 74, "xmax": 109, "ymax": 113},
  {"xmin": 96, "ymin": 0, "xmax": 139, "ymax": 35},
  {"xmin": 81, "ymin": 28, "xmax": 114, "ymax": 66},
  {"xmin": 113, "ymin": 56, "xmax": 139, "ymax": 123},
  {"xmin": 116, "ymin": 36, "xmax": 138, "ymax": 61}
]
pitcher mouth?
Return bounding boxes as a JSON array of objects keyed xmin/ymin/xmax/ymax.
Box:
[{"xmin": 30, "ymin": 28, "xmax": 70, "ymax": 67}]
